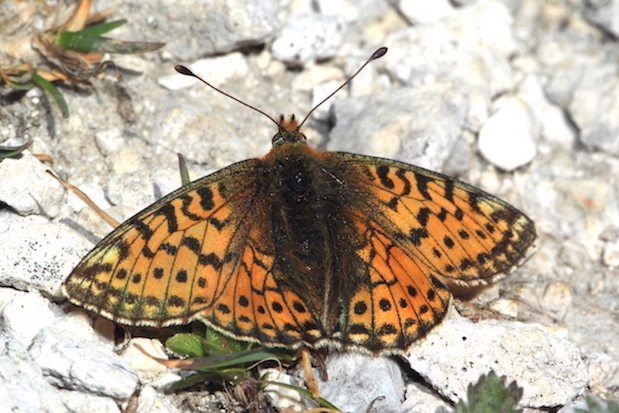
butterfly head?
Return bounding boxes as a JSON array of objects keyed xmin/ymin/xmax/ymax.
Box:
[{"xmin": 272, "ymin": 114, "xmax": 307, "ymax": 147}]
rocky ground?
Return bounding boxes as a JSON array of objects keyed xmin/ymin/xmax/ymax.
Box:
[{"xmin": 1, "ymin": 0, "xmax": 619, "ymax": 412}]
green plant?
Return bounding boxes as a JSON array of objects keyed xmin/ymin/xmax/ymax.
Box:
[
  {"xmin": 456, "ymin": 371, "xmax": 523, "ymax": 413},
  {"xmin": 1, "ymin": 0, "xmax": 164, "ymax": 117}
]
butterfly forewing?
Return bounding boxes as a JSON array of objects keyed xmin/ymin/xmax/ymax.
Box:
[{"xmin": 64, "ymin": 159, "xmax": 265, "ymax": 326}]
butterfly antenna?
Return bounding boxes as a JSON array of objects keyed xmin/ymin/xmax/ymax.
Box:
[
  {"xmin": 174, "ymin": 65, "xmax": 280, "ymax": 127},
  {"xmin": 298, "ymin": 47, "xmax": 387, "ymax": 129}
]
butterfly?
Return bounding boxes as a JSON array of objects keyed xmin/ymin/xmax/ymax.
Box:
[{"xmin": 63, "ymin": 47, "xmax": 537, "ymax": 354}]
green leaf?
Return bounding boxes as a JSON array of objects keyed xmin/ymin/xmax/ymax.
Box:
[
  {"xmin": 165, "ymin": 333, "xmax": 205, "ymax": 358},
  {"xmin": 204, "ymin": 327, "xmax": 246, "ymax": 356},
  {"xmin": 78, "ymin": 19, "xmax": 127, "ymax": 36},
  {"xmin": 177, "ymin": 153, "xmax": 191, "ymax": 186},
  {"xmin": 170, "ymin": 370, "xmax": 244, "ymax": 390},
  {"xmin": 6, "ymin": 80, "xmax": 34, "ymax": 90},
  {"xmin": 32, "ymin": 74, "xmax": 69, "ymax": 118},
  {"xmin": 0, "ymin": 141, "xmax": 32, "ymax": 159},
  {"xmin": 176, "ymin": 346, "xmax": 293, "ymax": 372},
  {"xmin": 56, "ymin": 31, "xmax": 165, "ymax": 54},
  {"xmin": 456, "ymin": 371, "xmax": 523, "ymax": 413}
]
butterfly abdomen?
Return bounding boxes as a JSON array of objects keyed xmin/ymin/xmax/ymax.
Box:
[{"xmin": 259, "ymin": 145, "xmax": 353, "ymax": 320}]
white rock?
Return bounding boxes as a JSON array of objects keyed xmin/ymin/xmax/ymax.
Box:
[
  {"xmin": 582, "ymin": 0, "xmax": 619, "ymax": 38},
  {"xmin": 406, "ymin": 310, "xmax": 589, "ymax": 408},
  {"xmin": 59, "ymin": 390, "xmax": 121, "ymax": 413},
  {"xmin": 0, "ymin": 213, "xmax": 92, "ymax": 297},
  {"xmin": 108, "ymin": 149, "xmax": 147, "ymax": 175},
  {"xmin": 94, "ymin": 128, "xmax": 125, "ymax": 156},
  {"xmin": 0, "ymin": 152, "xmax": 65, "ymax": 217},
  {"xmin": 585, "ymin": 351, "xmax": 619, "ymax": 393},
  {"xmin": 397, "ymin": 0, "xmax": 454, "ymax": 24},
  {"xmin": 315, "ymin": 353, "xmax": 404, "ymax": 413},
  {"xmin": 570, "ymin": 64, "xmax": 619, "ymax": 155},
  {"xmin": 516, "ymin": 74, "xmax": 576, "ymax": 148},
  {"xmin": 272, "ymin": 13, "xmax": 346, "ymax": 65},
  {"xmin": 29, "ymin": 327, "xmax": 139, "ymax": 400},
  {"xmin": 119, "ymin": 338, "xmax": 181, "ymax": 390},
  {"xmin": 402, "ymin": 382, "xmax": 454, "ymax": 413},
  {"xmin": 148, "ymin": 0, "xmax": 281, "ymax": 60},
  {"xmin": 0, "ymin": 333, "xmax": 68, "ymax": 413},
  {"xmin": 478, "ymin": 95, "xmax": 538, "ymax": 171},
  {"xmin": 314, "ymin": 0, "xmax": 359, "ymax": 22},
  {"xmin": 557, "ymin": 398, "xmax": 589, "ymax": 413},
  {"xmin": 105, "ymin": 167, "xmax": 181, "ymax": 222},
  {"xmin": 488, "ymin": 298, "xmax": 520, "ymax": 318},
  {"xmin": 120, "ymin": 338, "xmax": 169, "ymax": 373},
  {"xmin": 329, "ymin": 84, "xmax": 467, "ymax": 171},
  {"xmin": 191, "ymin": 53, "xmax": 250, "ymax": 86},
  {"xmin": 384, "ymin": 0, "xmax": 518, "ymax": 130},
  {"xmin": 159, "ymin": 52, "xmax": 250, "ymax": 91},
  {"xmin": 603, "ymin": 240, "xmax": 619, "ymax": 267},
  {"xmin": 261, "ymin": 368, "xmax": 313, "ymax": 412},
  {"xmin": 541, "ymin": 281, "xmax": 573, "ymax": 318},
  {"xmin": 1, "ymin": 291, "xmax": 64, "ymax": 346},
  {"xmin": 136, "ymin": 386, "xmax": 180, "ymax": 413}
]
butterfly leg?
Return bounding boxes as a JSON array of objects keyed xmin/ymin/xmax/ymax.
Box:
[{"xmin": 300, "ymin": 347, "xmax": 320, "ymax": 400}]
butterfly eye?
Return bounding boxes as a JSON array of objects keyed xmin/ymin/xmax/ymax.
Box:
[{"xmin": 272, "ymin": 132, "xmax": 284, "ymax": 147}]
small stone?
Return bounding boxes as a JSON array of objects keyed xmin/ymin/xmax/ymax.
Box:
[
  {"xmin": 29, "ymin": 327, "xmax": 139, "ymax": 400},
  {"xmin": 406, "ymin": 310, "xmax": 589, "ymax": 407},
  {"xmin": 478, "ymin": 95, "xmax": 538, "ymax": 171},
  {"xmin": 403, "ymin": 382, "xmax": 454, "ymax": 413},
  {"xmin": 0, "ymin": 333, "xmax": 68, "ymax": 413},
  {"xmin": 315, "ymin": 353, "xmax": 405, "ymax": 413},
  {"xmin": 1, "ymin": 290, "xmax": 64, "ymax": 346},
  {"xmin": 489, "ymin": 298, "xmax": 520, "ymax": 318},
  {"xmin": 603, "ymin": 241, "xmax": 619, "ymax": 267},
  {"xmin": 384, "ymin": 0, "xmax": 517, "ymax": 129},
  {"xmin": 541, "ymin": 281, "xmax": 573, "ymax": 318},
  {"xmin": 120, "ymin": 338, "xmax": 169, "ymax": 373},
  {"xmin": 136, "ymin": 386, "xmax": 180, "ymax": 413},
  {"xmin": 272, "ymin": 13, "xmax": 346, "ymax": 65},
  {"xmin": 0, "ymin": 152, "xmax": 65, "ymax": 217},
  {"xmin": 0, "ymin": 214, "xmax": 91, "ymax": 297},
  {"xmin": 94, "ymin": 128, "xmax": 125, "ymax": 156},
  {"xmin": 67, "ymin": 182, "xmax": 111, "ymax": 215},
  {"xmin": 397, "ymin": 0, "xmax": 454, "ymax": 24},
  {"xmin": 159, "ymin": 53, "xmax": 250, "ymax": 91},
  {"xmin": 261, "ymin": 368, "xmax": 312, "ymax": 412},
  {"xmin": 146, "ymin": 0, "xmax": 281, "ymax": 60},
  {"xmin": 59, "ymin": 390, "xmax": 121, "ymax": 413},
  {"xmin": 582, "ymin": 0, "xmax": 619, "ymax": 38},
  {"xmin": 120, "ymin": 338, "xmax": 182, "ymax": 390},
  {"xmin": 570, "ymin": 65, "xmax": 619, "ymax": 156},
  {"xmin": 109, "ymin": 149, "xmax": 147, "ymax": 175}
]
